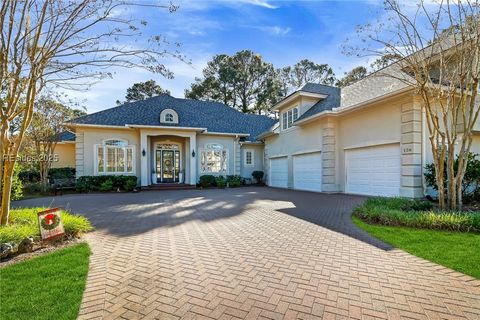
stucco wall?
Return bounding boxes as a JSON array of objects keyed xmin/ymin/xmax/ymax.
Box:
[
  {"xmin": 472, "ymin": 135, "xmax": 480, "ymax": 154},
  {"xmin": 240, "ymin": 144, "xmax": 264, "ymax": 180},
  {"xmin": 264, "ymin": 120, "xmax": 324, "ymax": 188},
  {"xmin": 52, "ymin": 143, "xmax": 76, "ymax": 168},
  {"xmin": 337, "ymin": 98, "xmax": 404, "ymax": 191},
  {"xmin": 196, "ymin": 134, "xmax": 239, "ymax": 177},
  {"xmin": 75, "ymin": 127, "xmax": 141, "ymax": 177}
]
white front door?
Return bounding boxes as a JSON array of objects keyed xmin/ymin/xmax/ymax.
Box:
[
  {"xmin": 345, "ymin": 143, "xmax": 401, "ymax": 196},
  {"xmin": 293, "ymin": 152, "xmax": 322, "ymax": 192},
  {"xmin": 269, "ymin": 157, "xmax": 288, "ymax": 188}
]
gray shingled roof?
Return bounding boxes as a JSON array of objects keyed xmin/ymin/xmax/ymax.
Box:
[
  {"xmin": 55, "ymin": 131, "xmax": 76, "ymax": 142},
  {"xmin": 295, "ymin": 84, "xmax": 341, "ymax": 122},
  {"xmin": 71, "ymin": 95, "xmax": 276, "ymax": 141}
]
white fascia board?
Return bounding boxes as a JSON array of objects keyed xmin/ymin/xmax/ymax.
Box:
[
  {"xmin": 271, "ymin": 91, "xmax": 327, "ymax": 111},
  {"xmin": 125, "ymin": 124, "xmax": 207, "ymax": 132}
]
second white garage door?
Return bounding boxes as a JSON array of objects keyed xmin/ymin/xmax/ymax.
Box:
[
  {"xmin": 345, "ymin": 144, "xmax": 401, "ymax": 197},
  {"xmin": 293, "ymin": 152, "xmax": 322, "ymax": 192},
  {"xmin": 269, "ymin": 157, "xmax": 288, "ymax": 188}
]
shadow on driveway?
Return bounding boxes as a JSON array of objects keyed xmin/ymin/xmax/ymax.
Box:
[{"xmin": 13, "ymin": 187, "xmax": 392, "ymax": 250}]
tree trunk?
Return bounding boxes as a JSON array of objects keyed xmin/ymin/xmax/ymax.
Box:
[
  {"xmin": 446, "ymin": 146, "xmax": 457, "ymax": 211},
  {"xmin": 0, "ymin": 162, "xmax": 14, "ymax": 225}
]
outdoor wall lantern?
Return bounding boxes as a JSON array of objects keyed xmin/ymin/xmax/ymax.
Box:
[
  {"xmin": 142, "ymin": 149, "xmax": 146, "ymax": 157},
  {"xmin": 192, "ymin": 150, "xmax": 196, "ymax": 158}
]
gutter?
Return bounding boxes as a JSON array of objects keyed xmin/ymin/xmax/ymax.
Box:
[{"xmin": 125, "ymin": 124, "xmax": 207, "ymax": 132}]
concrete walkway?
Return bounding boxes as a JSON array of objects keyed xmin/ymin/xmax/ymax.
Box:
[{"xmin": 16, "ymin": 187, "xmax": 480, "ymax": 319}]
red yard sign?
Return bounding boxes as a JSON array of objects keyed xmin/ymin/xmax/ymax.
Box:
[{"xmin": 37, "ymin": 208, "xmax": 65, "ymax": 240}]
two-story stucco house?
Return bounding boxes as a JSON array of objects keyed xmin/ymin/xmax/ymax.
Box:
[{"xmin": 60, "ymin": 70, "xmax": 479, "ymax": 197}]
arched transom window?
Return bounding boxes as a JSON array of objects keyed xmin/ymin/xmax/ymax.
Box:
[{"xmin": 96, "ymin": 139, "xmax": 135, "ymax": 174}]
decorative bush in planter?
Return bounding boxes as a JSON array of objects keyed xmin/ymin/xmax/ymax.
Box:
[{"xmin": 252, "ymin": 171, "xmax": 264, "ymax": 184}]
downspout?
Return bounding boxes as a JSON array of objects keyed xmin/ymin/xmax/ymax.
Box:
[{"xmin": 233, "ymin": 135, "xmax": 238, "ymax": 175}]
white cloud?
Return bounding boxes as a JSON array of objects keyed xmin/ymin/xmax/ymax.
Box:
[
  {"xmin": 266, "ymin": 26, "xmax": 291, "ymax": 35},
  {"xmin": 239, "ymin": 0, "xmax": 277, "ymax": 9}
]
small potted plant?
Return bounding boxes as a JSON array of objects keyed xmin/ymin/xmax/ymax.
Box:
[
  {"xmin": 179, "ymin": 170, "xmax": 184, "ymax": 184},
  {"xmin": 151, "ymin": 169, "xmax": 157, "ymax": 184}
]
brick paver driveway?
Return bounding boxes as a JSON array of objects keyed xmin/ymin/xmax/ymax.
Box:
[{"xmin": 16, "ymin": 187, "xmax": 480, "ymax": 320}]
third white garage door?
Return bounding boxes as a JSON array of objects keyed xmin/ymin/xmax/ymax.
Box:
[
  {"xmin": 345, "ymin": 144, "xmax": 401, "ymax": 197},
  {"xmin": 293, "ymin": 152, "xmax": 322, "ymax": 192}
]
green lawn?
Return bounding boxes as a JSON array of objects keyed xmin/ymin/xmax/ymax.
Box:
[
  {"xmin": 353, "ymin": 216, "xmax": 480, "ymax": 279},
  {"xmin": 0, "ymin": 243, "xmax": 91, "ymax": 320}
]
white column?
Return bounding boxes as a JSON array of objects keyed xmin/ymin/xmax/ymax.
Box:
[
  {"xmin": 189, "ymin": 133, "xmax": 197, "ymax": 185},
  {"xmin": 140, "ymin": 131, "xmax": 148, "ymax": 186}
]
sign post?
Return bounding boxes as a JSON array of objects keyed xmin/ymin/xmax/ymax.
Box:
[{"xmin": 37, "ymin": 208, "xmax": 65, "ymax": 240}]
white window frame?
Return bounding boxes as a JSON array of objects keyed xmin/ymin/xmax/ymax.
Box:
[
  {"xmin": 94, "ymin": 138, "xmax": 136, "ymax": 175},
  {"xmin": 200, "ymin": 144, "xmax": 228, "ymax": 174},
  {"xmin": 282, "ymin": 106, "xmax": 299, "ymax": 130},
  {"xmin": 244, "ymin": 149, "xmax": 254, "ymax": 166}
]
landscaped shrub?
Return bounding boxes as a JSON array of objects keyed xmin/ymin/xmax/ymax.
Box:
[
  {"xmin": 354, "ymin": 197, "xmax": 480, "ymax": 232},
  {"xmin": 0, "ymin": 208, "xmax": 93, "ymax": 246},
  {"xmin": 400, "ymin": 199, "xmax": 434, "ymax": 211},
  {"xmin": 226, "ymin": 175, "xmax": 242, "ymax": 187},
  {"xmin": 216, "ymin": 176, "xmax": 226, "ymax": 188},
  {"xmin": 48, "ymin": 167, "xmax": 76, "ymax": 182},
  {"xmin": 425, "ymin": 152, "xmax": 480, "ymax": 201},
  {"xmin": 23, "ymin": 182, "xmax": 44, "ymax": 194},
  {"xmin": 99, "ymin": 179, "xmax": 114, "ymax": 192},
  {"xmin": 18, "ymin": 168, "xmax": 40, "ymax": 183},
  {"xmin": 199, "ymin": 175, "xmax": 216, "ymax": 188},
  {"xmin": 123, "ymin": 178, "xmax": 138, "ymax": 192},
  {"xmin": 75, "ymin": 175, "xmax": 137, "ymax": 192},
  {"xmin": 252, "ymin": 171, "xmax": 264, "ymax": 183}
]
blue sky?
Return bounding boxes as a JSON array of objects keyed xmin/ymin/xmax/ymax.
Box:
[{"xmin": 70, "ymin": 0, "xmax": 386, "ymax": 113}]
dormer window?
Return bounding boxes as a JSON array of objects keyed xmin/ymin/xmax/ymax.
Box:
[
  {"xmin": 159, "ymin": 109, "xmax": 178, "ymax": 124},
  {"xmin": 282, "ymin": 106, "xmax": 299, "ymax": 130}
]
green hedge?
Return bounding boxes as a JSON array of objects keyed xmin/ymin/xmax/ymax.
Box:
[
  {"xmin": 199, "ymin": 175, "xmax": 243, "ymax": 188},
  {"xmin": 76, "ymin": 175, "xmax": 137, "ymax": 192},
  {"xmin": 354, "ymin": 197, "xmax": 480, "ymax": 233}
]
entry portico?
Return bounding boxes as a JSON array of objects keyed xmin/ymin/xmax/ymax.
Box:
[{"xmin": 135, "ymin": 126, "xmax": 201, "ymax": 186}]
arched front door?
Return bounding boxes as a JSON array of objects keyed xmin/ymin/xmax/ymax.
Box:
[{"xmin": 155, "ymin": 144, "xmax": 180, "ymax": 183}]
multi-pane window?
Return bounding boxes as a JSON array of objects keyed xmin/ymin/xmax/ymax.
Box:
[
  {"xmin": 165, "ymin": 113, "xmax": 174, "ymax": 122},
  {"xmin": 282, "ymin": 107, "xmax": 299, "ymax": 130},
  {"xmin": 245, "ymin": 150, "xmax": 254, "ymax": 166},
  {"xmin": 96, "ymin": 139, "xmax": 134, "ymax": 174},
  {"xmin": 200, "ymin": 144, "xmax": 228, "ymax": 173}
]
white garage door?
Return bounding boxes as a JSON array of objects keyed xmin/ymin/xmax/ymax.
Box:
[
  {"xmin": 345, "ymin": 144, "xmax": 401, "ymax": 197},
  {"xmin": 269, "ymin": 157, "xmax": 288, "ymax": 188},
  {"xmin": 293, "ymin": 152, "xmax": 322, "ymax": 192}
]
